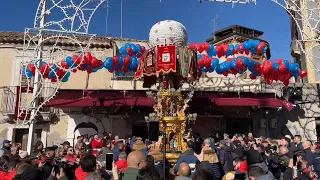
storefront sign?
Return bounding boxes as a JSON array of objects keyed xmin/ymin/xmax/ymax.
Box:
[{"xmin": 156, "ymin": 45, "xmax": 176, "ymax": 74}]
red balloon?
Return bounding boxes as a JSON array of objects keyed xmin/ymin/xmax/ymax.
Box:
[
  {"xmin": 266, "ymin": 78, "xmax": 273, "ymax": 85},
  {"xmin": 262, "ymin": 66, "xmax": 271, "ymax": 75},
  {"xmin": 256, "ymin": 42, "xmax": 266, "ymax": 54},
  {"xmin": 279, "ymin": 64, "xmax": 286, "ymax": 73},
  {"xmin": 197, "ymin": 45, "xmax": 204, "ymax": 53},
  {"xmin": 275, "ymin": 59, "xmax": 283, "ymax": 64},
  {"xmin": 41, "ymin": 64, "xmax": 49, "ymax": 75},
  {"xmin": 230, "ymin": 68, "xmax": 238, "ymax": 75},
  {"xmin": 87, "ymin": 68, "xmax": 92, "ymax": 74},
  {"xmin": 126, "ymin": 47, "xmax": 133, "ymax": 56},
  {"xmin": 253, "ymin": 64, "xmax": 262, "ymax": 72},
  {"xmin": 233, "ymin": 48, "xmax": 238, "ymax": 55},
  {"xmin": 141, "ymin": 46, "xmax": 146, "ymax": 54},
  {"xmin": 72, "ymin": 55, "xmax": 81, "ymax": 65},
  {"xmin": 249, "ymin": 74, "xmax": 256, "ymax": 80},
  {"xmin": 203, "ymin": 43, "xmax": 210, "ymax": 52},
  {"xmin": 91, "ymin": 57, "xmax": 100, "ymax": 68},
  {"xmin": 300, "ymin": 70, "xmax": 307, "ymax": 78},
  {"xmin": 239, "ymin": 44, "xmax": 245, "ymax": 53},
  {"xmin": 222, "ymin": 44, "xmax": 228, "ymax": 56},
  {"xmin": 60, "ymin": 61, "xmax": 69, "ymax": 69},
  {"xmin": 223, "ymin": 71, "xmax": 229, "ymax": 77},
  {"xmin": 204, "ymin": 56, "xmax": 211, "ymax": 68},
  {"xmin": 51, "ymin": 79, "xmax": 57, "ymax": 83},
  {"xmin": 188, "ymin": 44, "xmax": 195, "ymax": 50},
  {"xmin": 216, "ymin": 45, "xmax": 222, "ymax": 54},
  {"xmin": 245, "ymin": 50, "xmax": 250, "ymax": 55},
  {"xmin": 111, "ymin": 56, "xmax": 118, "ymax": 67},
  {"xmin": 236, "ymin": 59, "xmax": 244, "ymax": 69},
  {"xmin": 283, "ymin": 80, "xmax": 289, "ymax": 86},
  {"xmin": 124, "ymin": 56, "xmax": 130, "ymax": 66},
  {"xmin": 85, "ymin": 52, "xmax": 92, "ymax": 62},
  {"xmin": 27, "ymin": 64, "xmax": 36, "ymax": 75},
  {"xmin": 72, "ymin": 69, "xmax": 77, "ymax": 73},
  {"xmin": 198, "ymin": 58, "xmax": 204, "ymax": 67}
]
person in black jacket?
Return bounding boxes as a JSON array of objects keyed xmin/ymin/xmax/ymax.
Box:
[
  {"xmin": 218, "ymin": 140, "xmax": 233, "ymax": 174},
  {"xmin": 302, "ymin": 140, "xmax": 314, "ymax": 166}
]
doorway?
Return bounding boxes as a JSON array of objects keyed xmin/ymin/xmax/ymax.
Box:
[
  {"xmin": 132, "ymin": 124, "xmax": 148, "ymax": 141},
  {"xmin": 15, "ymin": 129, "xmax": 42, "ymax": 151},
  {"xmin": 226, "ymin": 118, "xmax": 253, "ymax": 137}
]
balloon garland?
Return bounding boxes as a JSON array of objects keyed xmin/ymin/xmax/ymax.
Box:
[
  {"xmin": 21, "ymin": 43, "xmax": 146, "ymax": 82},
  {"xmin": 189, "ymin": 39, "xmax": 307, "ymax": 86},
  {"xmin": 104, "ymin": 43, "xmax": 145, "ymax": 76},
  {"xmin": 21, "ymin": 39, "xmax": 307, "ymax": 86}
]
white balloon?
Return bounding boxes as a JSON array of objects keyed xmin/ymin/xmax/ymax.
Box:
[{"xmin": 149, "ymin": 20, "xmax": 188, "ymax": 47}]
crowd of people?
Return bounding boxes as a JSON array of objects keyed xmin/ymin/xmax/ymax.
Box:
[{"xmin": 0, "ymin": 131, "xmax": 320, "ymax": 180}]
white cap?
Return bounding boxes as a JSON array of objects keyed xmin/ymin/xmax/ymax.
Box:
[{"xmin": 285, "ymin": 135, "xmax": 291, "ymax": 139}]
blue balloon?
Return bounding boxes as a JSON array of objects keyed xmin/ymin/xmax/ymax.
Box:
[
  {"xmin": 247, "ymin": 39, "xmax": 254, "ymax": 49},
  {"xmin": 283, "ymin": 60, "xmax": 290, "ymax": 68},
  {"xmin": 118, "ymin": 56, "xmax": 124, "ymax": 66},
  {"xmin": 235, "ymin": 44, "xmax": 239, "ymax": 49},
  {"xmin": 124, "ymin": 43, "xmax": 130, "ymax": 48},
  {"xmin": 243, "ymin": 41, "xmax": 249, "ymax": 50},
  {"xmin": 22, "ymin": 68, "xmax": 33, "ymax": 79},
  {"xmin": 215, "ymin": 64, "xmax": 223, "ymax": 74},
  {"xmin": 66, "ymin": 56, "xmax": 73, "ymax": 67},
  {"xmin": 212, "ymin": 48, "xmax": 217, "ymax": 56},
  {"xmin": 293, "ymin": 63, "xmax": 300, "ymax": 69},
  {"xmin": 228, "ymin": 44, "xmax": 234, "ymax": 55},
  {"xmin": 61, "ymin": 77, "xmax": 69, "ymax": 82},
  {"xmin": 200, "ymin": 66, "xmax": 207, "ymax": 72},
  {"xmin": 230, "ymin": 60, "xmax": 237, "ymax": 69},
  {"xmin": 130, "ymin": 56, "xmax": 138, "ymax": 68},
  {"xmin": 83, "ymin": 64, "xmax": 90, "ymax": 70},
  {"xmin": 248, "ymin": 60, "xmax": 255, "ymax": 70},
  {"xmin": 212, "ymin": 58, "xmax": 219, "ymax": 68},
  {"xmin": 272, "ymin": 63, "xmax": 280, "ymax": 71},
  {"xmin": 252, "ymin": 71, "xmax": 259, "ymax": 77},
  {"xmin": 261, "ymin": 46, "xmax": 268, "ymax": 53},
  {"xmin": 119, "ymin": 47, "xmax": 127, "ymax": 55},
  {"xmin": 136, "ymin": 45, "xmax": 142, "ymax": 53},
  {"xmin": 48, "ymin": 71, "xmax": 56, "ymax": 79},
  {"xmin": 197, "ymin": 54, "xmax": 202, "ymax": 60},
  {"xmin": 104, "ymin": 57, "xmax": 113, "ymax": 70},
  {"xmin": 293, "ymin": 71, "xmax": 300, "ymax": 78},
  {"xmin": 288, "ymin": 63, "xmax": 297, "ymax": 72},
  {"xmin": 92, "ymin": 68, "xmax": 99, "ymax": 72},
  {"xmin": 243, "ymin": 57, "xmax": 249, "ymax": 66},
  {"xmin": 115, "ymin": 71, "xmax": 122, "ymax": 76},
  {"xmin": 131, "ymin": 44, "xmax": 137, "ymax": 53}
]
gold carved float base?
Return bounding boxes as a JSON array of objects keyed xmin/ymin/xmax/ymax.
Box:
[{"xmin": 166, "ymin": 152, "xmax": 181, "ymax": 166}]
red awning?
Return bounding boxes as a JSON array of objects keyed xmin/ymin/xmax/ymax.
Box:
[{"xmin": 44, "ymin": 90, "xmax": 295, "ymax": 111}]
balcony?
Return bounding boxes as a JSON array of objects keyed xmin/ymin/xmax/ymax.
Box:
[{"xmin": 0, "ymin": 86, "xmax": 58, "ymax": 123}]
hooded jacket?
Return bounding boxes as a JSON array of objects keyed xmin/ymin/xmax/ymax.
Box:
[{"xmin": 250, "ymin": 162, "xmax": 276, "ymax": 180}]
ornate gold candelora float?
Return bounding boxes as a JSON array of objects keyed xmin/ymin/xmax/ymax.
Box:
[
  {"xmin": 145, "ymin": 89, "xmax": 197, "ymax": 164},
  {"xmin": 137, "ymin": 20, "xmax": 198, "ymax": 164}
]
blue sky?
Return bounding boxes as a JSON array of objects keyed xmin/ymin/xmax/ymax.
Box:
[{"xmin": 0, "ymin": 0, "xmax": 292, "ymax": 60}]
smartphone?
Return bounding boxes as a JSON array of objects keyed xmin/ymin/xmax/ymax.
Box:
[{"xmin": 105, "ymin": 153, "xmax": 113, "ymax": 171}]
